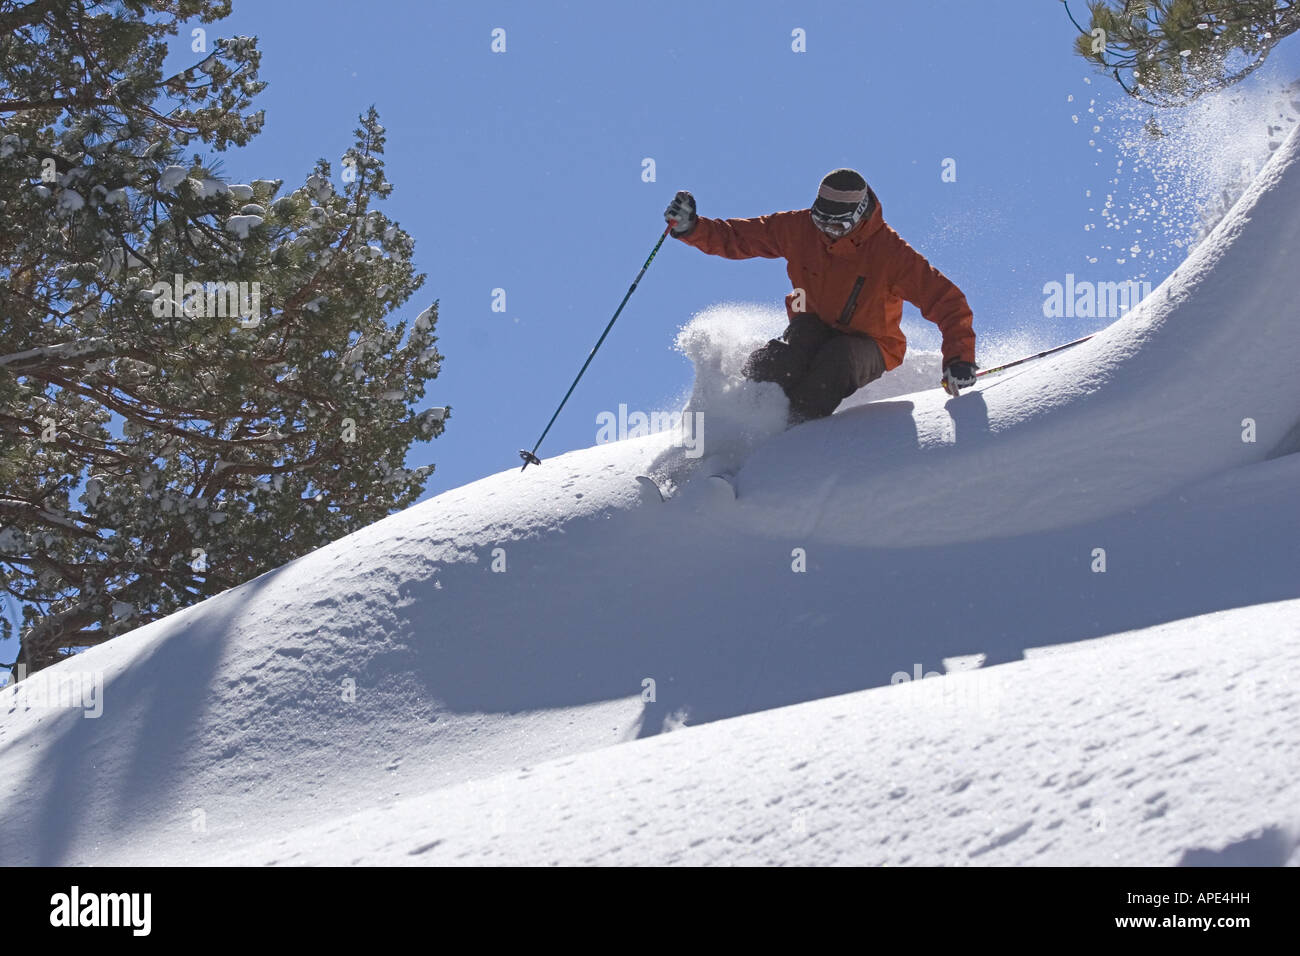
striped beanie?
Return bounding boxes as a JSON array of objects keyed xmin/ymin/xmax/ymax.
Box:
[{"xmin": 812, "ymin": 168, "xmax": 870, "ymax": 220}]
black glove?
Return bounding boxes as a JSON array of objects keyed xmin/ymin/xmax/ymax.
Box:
[
  {"xmin": 943, "ymin": 360, "xmax": 978, "ymax": 390},
  {"xmin": 664, "ymin": 190, "xmax": 697, "ymax": 236}
]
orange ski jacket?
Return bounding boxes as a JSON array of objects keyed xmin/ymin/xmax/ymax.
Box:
[{"xmin": 676, "ymin": 193, "xmax": 975, "ymax": 370}]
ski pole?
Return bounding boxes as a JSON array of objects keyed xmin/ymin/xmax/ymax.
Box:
[
  {"xmin": 941, "ymin": 333, "xmax": 1095, "ymax": 396},
  {"xmin": 518, "ymin": 225, "xmax": 673, "ymax": 471}
]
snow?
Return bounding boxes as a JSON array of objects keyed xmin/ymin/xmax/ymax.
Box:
[
  {"xmin": 101, "ymin": 246, "xmax": 148, "ymax": 275},
  {"xmin": 210, "ymin": 596, "xmax": 1300, "ymax": 866},
  {"xmin": 195, "ymin": 178, "xmax": 230, "ymax": 199},
  {"xmin": 55, "ymin": 189, "xmax": 85, "ymax": 213},
  {"xmin": 1, "ymin": 127, "xmax": 1298, "ymax": 867},
  {"xmin": 305, "ymin": 173, "xmax": 333, "ymax": 202},
  {"xmin": 0, "ymin": 337, "xmax": 111, "ymax": 367},
  {"xmin": 224, "ymin": 214, "xmax": 263, "ymax": 238},
  {"xmin": 158, "ymin": 165, "xmax": 189, "ymax": 191}
]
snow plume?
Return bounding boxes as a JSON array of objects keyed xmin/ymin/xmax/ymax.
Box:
[
  {"xmin": 674, "ymin": 301, "xmax": 784, "ymax": 385},
  {"xmin": 666, "ymin": 303, "xmax": 1072, "ymax": 426},
  {"xmin": 643, "ymin": 303, "xmax": 788, "ymax": 483},
  {"xmin": 1078, "ymin": 73, "xmax": 1300, "ymax": 270}
]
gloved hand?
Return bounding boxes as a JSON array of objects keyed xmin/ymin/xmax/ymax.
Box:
[
  {"xmin": 943, "ymin": 360, "xmax": 978, "ymax": 391},
  {"xmin": 664, "ymin": 190, "xmax": 697, "ymax": 236}
]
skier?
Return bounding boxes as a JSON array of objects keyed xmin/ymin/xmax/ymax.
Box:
[{"xmin": 664, "ymin": 168, "xmax": 978, "ymax": 423}]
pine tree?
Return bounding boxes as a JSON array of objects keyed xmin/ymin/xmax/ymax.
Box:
[
  {"xmin": 0, "ymin": 2, "xmax": 448, "ymax": 674},
  {"xmin": 1065, "ymin": 0, "xmax": 1300, "ymax": 106}
]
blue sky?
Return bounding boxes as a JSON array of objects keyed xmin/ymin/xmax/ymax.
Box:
[{"xmin": 147, "ymin": 1, "xmax": 1300, "ymax": 497}]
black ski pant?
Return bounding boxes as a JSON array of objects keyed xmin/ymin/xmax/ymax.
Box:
[{"xmin": 742, "ymin": 314, "xmax": 887, "ymax": 422}]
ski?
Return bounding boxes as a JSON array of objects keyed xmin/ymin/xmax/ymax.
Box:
[
  {"xmin": 703, "ymin": 474, "xmax": 736, "ymax": 501},
  {"xmin": 635, "ymin": 472, "xmax": 735, "ymax": 504},
  {"xmin": 635, "ymin": 474, "xmax": 666, "ymax": 504}
]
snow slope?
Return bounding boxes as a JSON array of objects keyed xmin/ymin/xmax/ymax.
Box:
[
  {"xmin": 1, "ymin": 128, "xmax": 1298, "ymax": 867},
  {"xmin": 211, "ymin": 593, "xmax": 1300, "ymax": 867}
]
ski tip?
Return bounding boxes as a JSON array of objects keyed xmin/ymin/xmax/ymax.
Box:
[
  {"xmin": 704, "ymin": 474, "xmax": 737, "ymax": 500},
  {"xmin": 635, "ymin": 474, "xmax": 665, "ymax": 503}
]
